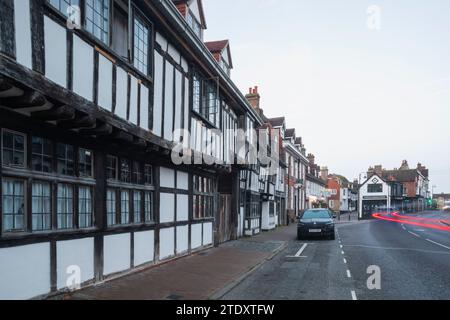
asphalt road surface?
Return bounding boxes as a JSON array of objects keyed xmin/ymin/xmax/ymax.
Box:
[{"xmin": 221, "ymin": 211, "xmax": 450, "ymax": 300}]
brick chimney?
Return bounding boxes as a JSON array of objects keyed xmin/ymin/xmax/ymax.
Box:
[
  {"xmin": 245, "ymin": 86, "xmax": 260, "ymax": 110},
  {"xmin": 320, "ymin": 167, "xmax": 329, "ymax": 181},
  {"xmin": 307, "ymin": 153, "xmax": 315, "ymax": 165},
  {"xmin": 374, "ymin": 165, "xmax": 383, "ymax": 176},
  {"xmin": 399, "ymin": 160, "xmax": 409, "ymax": 170}
]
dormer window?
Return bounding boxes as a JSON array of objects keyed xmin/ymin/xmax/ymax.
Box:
[{"xmin": 187, "ymin": 11, "xmax": 202, "ymax": 39}]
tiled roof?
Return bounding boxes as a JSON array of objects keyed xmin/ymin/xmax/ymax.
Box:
[
  {"xmin": 268, "ymin": 117, "xmax": 285, "ymax": 127},
  {"xmin": 382, "ymin": 170, "xmax": 419, "ymax": 182},
  {"xmin": 285, "ymin": 128, "xmax": 296, "ymax": 138}
]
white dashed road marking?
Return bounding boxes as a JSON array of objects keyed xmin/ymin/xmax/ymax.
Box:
[
  {"xmin": 347, "ymin": 270, "xmax": 352, "ymax": 278},
  {"xmin": 287, "ymin": 243, "xmax": 308, "ymax": 258},
  {"xmin": 408, "ymin": 231, "xmax": 421, "ymax": 238},
  {"xmin": 351, "ymin": 290, "xmax": 357, "ymax": 300},
  {"xmin": 343, "ymin": 258, "xmax": 347, "ymax": 264},
  {"xmin": 426, "ymin": 239, "xmax": 450, "ymax": 250}
]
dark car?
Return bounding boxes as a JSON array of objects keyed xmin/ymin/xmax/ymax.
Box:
[{"xmin": 297, "ymin": 209, "xmax": 336, "ymax": 240}]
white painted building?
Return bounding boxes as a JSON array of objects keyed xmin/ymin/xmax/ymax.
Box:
[{"xmin": 358, "ymin": 174, "xmax": 391, "ymax": 219}]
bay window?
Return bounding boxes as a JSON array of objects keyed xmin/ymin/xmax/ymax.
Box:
[
  {"xmin": 85, "ymin": 0, "xmax": 110, "ymax": 45},
  {"xmin": 32, "ymin": 137, "xmax": 53, "ymax": 173},
  {"xmin": 57, "ymin": 184, "xmax": 74, "ymax": 230},
  {"xmin": 2, "ymin": 178, "xmax": 25, "ymax": 232},
  {"xmin": 32, "ymin": 182, "xmax": 52, "ymax": 231},
  {"xmin": 78, "ymin": 186, "xmax": 93, "ymax": 228},
  {"xmin": 106, "ymin": 189, "xmax": 117, "ymax": 226},
  {"xmin": 133, "ymin": 15, "xmax": 150, "ymax": 75},
  {"xmin": 2, "ymin": 130, "xmax": 25, "ymax": 168}
]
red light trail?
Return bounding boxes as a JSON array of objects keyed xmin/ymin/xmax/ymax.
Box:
[{"xmin": 372, "ymin": 212, "xmax": 450, "ymax": 232}]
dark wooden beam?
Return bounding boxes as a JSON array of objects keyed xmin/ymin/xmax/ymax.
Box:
[
  {"xmin": 0, "ymin": 90, "xmax": 47, "ymax": 109},
  {"xmin": 31, "ymin": 105, "xmax": 75, "ymax": 121},
  {"xmin": 0, "ymin": 0, "xmax": 15, "ymax": 58},
  {"xmin": 79, "ymin": 122, "xmax": 113, "ymax": 136},
  {"xmin": 58, "ymin": 114, "xmax": 96, "ymax": 130},
  {"xmin": 133, "ymin": 137, "xmax": 147, "ymax": 148},
  {"xmin": 0, "ymin": 77, "xmax": 13, "ymax": 91},
  {"xmin": 112, "ymin": 130, "xmax": 134, "ymax": 144}
]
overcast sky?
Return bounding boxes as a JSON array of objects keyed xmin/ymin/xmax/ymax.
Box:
[{"xmin": 203, "ymin": 0, "xmax": 450, "ymax": 193}]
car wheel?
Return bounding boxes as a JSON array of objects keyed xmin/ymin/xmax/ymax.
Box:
[{"xmin": 329, "ymin": 233, "xmax": 336, "ymax": 240}]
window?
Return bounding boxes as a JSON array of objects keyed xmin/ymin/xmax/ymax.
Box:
[
  {"xmin": 132, "ymin": 161, "xmax": 142, "ymax": 184},
  {"xmin": 79, "ymin": 149, "xmax": 93, "ymax": 178},
  {"xmin": 120, "ymin": 159, "xmax": 131, "ymax": 183},
  {"xmin": 2, "ymin": 178, "xmax": 25, "ymax": 232},
  {"xmin": 193, "ymin": 74, "xmax": 201, "ymax": 113},
  {"xmin": 133, "ymin": 16, "xmax": 150, "ymax": 75},
  {"xmin": 57, "ymin": 184, "xmax": 74, "ymax": 229},
  {"xmin": 106, "ymin": 155, "xmax": 118, "ymax": 180},
  {"xmin": 85, "ymin": 0, "xmax": 110, "ymax": 45},
  {"xmin": 187, "ymin": 11, "xmax": 202, "ymax": 39},
  {"xmin": 106, "ymin": 189, "xmax": 116, "ymax": 226},
  {"xmin": 246, "ymin": 194, "xmax": 261, "ymax": 219},
  {"xmin": 2, "ymin": 130, "xmax": 25, "ymax": 168},
  {"xmin": 32, "ymin": 137, "xmax": 52, "ymax": 173},
  {"xmin": 32, "ymin": 182, "xmax": 52, "ymax": 231},
  {"xmin": 120, "ymin": 190, "xmax": 130, "ymax": 224},
  {"xmin": 78, "ymin": 186, "xmax": 93, "ymax": 228},
  {"xmin": 203, "ymin": 81, "xmax": 218, "ymax": 125},
  {"xmin": 269, "ymin": 202, "xmax": 275, "ymax": 217},
  {"xmin": 193, "ymin": 175, "xmax": 214, "ymax": 219},
  {"xmin": 368, "ymin": 184, "xmax": 383, "ymax": 193},
  {"xmin": 144, "ymin": 165, "xmax": 153, "ymax": 185},
  {"xmin": 144, "ymin": 191, "xmax": 153, "ymax": 222},
  {"xmin": 111, "ymin": 1, "xmax": 128, "ymax": 58},
  {"xmin": 48, "ymin": 0, "xmax": 80, "ymax": 17},
  {"xmin": 133, "ymin": 191, "xmax": 142, "ymax": 223},
  {"xmin": 57, "ymin": 143, "xmax": 75, "ymax": 176}
]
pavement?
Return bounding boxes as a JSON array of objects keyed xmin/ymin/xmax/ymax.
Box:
[{"xmin": 61, "ymin": 226, "xmax": 290, "ymax": 300}]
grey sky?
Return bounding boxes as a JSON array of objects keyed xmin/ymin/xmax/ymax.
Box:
[{"xmin": 203, "ymin": 0, "xmax": 450, "ymax": 193}]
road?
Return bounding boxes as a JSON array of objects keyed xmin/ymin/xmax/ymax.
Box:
[{"xmin": 221, "ymin": 211, "xmax": 450, "ymax": 300}]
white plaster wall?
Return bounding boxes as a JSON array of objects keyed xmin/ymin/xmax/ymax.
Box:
[
  {"xmin": 191, "ymin": 223, "xmax": 202, "ymax": 249},
  {"xmin": 103, "ymin": 233, "xmax": 131, "ymax": 276},
  {"xmin": 129, "ymin": 75, "xmax": 138, "ymax": 125},
  {"xmin": 183, "ymin": 78, "xmax": 190, "ymax": 149},
  {"xmin": 14, "ymin": 0, "xmax": 32, "ymax": 69},
  {"xmin": 176, "ymin": 194, "xmax": 189, "ymax": 222},
  {"xmin": 203, "ymin": 222, "xmax": 213, "ymax": 246},
  {"xmin": 164, "ymin": 61, "xmax": 174, "ymax": 141},
  {"xmin": 140, "ymin": 85, "xmax": 149, "ymax": 130},
  {"xmin": 155, "ymin": 32, "xmax": 168, "ymax": 51},
  {"xmin": 177, "ymin": 171, "xmax": 189, "ymax": 190},
  {"xmin": 173, "ymin": 69, "xmax": 183, "ymax": 142},
  {"xmin": 160, "ymin": 193, "xmax": 175, "ymax": 223},
  {"xmin": 153, "ymin": 51, "xmax": 164, "ymax": 136},
  {"xmin": 160, "ymin": 167, "xmax": 175, "ymax": 188},
  {"xmin": 44, "ymin": 16, "xmax": 67, "ymax": 87},
  {"xmin": 134, "ymin": 230, "xmax": 154, "ymax": 267},
  {"xmin": 159, "ymin": 227, "xmax": 175, "ymax": 260},
  {"xmin": 176, "ymin": 225, "xmax": 189, "ymax": 254},
  {"xmin": 168, "ymin": 44, "xmax": 181, "ymax": 64},
  {"xmin": 98, "ymin": 54, "xmax": 113, "ymax": 111},
  {"xmin": 56, "ymin": 238, "xmax": 94, "ymax": 290},
  {"xmin": 72, "ymin": 35, "xmax": 94, "ymax": 101},
  {"xmin": 115, "ymin": 67, "xmax": 128, "ymax": 120},
  {"xmin": 0, "ymin": 243, "xmax": 50, "ymax": 300}
]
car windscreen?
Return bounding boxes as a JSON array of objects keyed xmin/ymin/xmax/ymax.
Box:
[{"xmin": 301, "ymin": 210, "xmax": 331, "ymax": 219}]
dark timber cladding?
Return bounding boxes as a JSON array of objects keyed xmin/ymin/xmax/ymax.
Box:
[{"xmin": 0, "ymin": 0, "xmax": 266, "ymax": 300}]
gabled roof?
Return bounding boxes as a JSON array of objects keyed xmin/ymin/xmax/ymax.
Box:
[
  {"xmin": 204, "ymin": 40, "xmax": 233, "ymax": 68},
  {"xmin": 285, "ymin": 128, "xmax": 296, "ymax": 138},
  {"xmin": 295, "ymin": 137, "xmax": 303, "ymax": 146},
  {"xmin": 268, "ymin": 117, "xmax": 285, "ymax": 128},
  {"xmin": 173, "ymin": 0, "xmax": 207, "ymax": 28},
  {"xmin": 382, "ymin": 169, "xmax": 420, "ymax": 183},
  {"xmin": 359, "ymin": 173, "xmax": 387, "ymax": 189}
]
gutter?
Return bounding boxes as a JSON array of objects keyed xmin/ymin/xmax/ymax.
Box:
[{"xmin": 153, "ymin": 0, "xmax": 263, "ymax": 125}]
